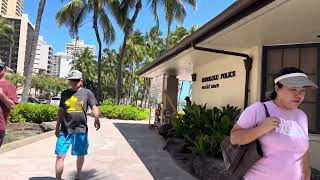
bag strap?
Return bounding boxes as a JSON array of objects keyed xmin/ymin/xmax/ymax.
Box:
[{"xmin": 262, "ymin": 103, "xmax": 270, "ymax": 118}]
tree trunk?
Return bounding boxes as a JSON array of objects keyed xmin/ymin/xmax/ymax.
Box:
[
  {"xmin": 144, "ymin": 78, "xmax": 151, "ymax": 107},
  {"xmin": 178, "ymin": 81, "xmax": 184, "ymax": 103},
  {"xmin": 93, "ymin": 11, "xmax": 102, "ymax": 104},
  {"xmin": 73, "ymin": 36, "xmax": 78, "ymax": 69},
  {"xmin": 21, "ymin": 0, "xmax": 45, "ymax": 103},
  {"xmin": 140, "ymin": 78, "xmax": 146, "ymax": 107},
  {"xmin": 165, "ymin": 19, "xmax": 172, "ymax": 50},
  {"xmin": 116, "ymin": 0, "xmax": 142, "ymax": 105},
  {"xmin": 136, "ymin": 80, "xmax": 140, "ymax": 106},
  {"xmin": 130, "ymin": 76, "xmax": 136, "ymax": 105},
  {"xmin": 127, "ymin": 62, "xmax": 134, "ymax": 105}
]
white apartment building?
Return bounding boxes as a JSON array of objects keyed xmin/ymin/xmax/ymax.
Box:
[
  {"xmin": 55, "ymin": 52, "xmax": 72, "ymax": 78},
  {"xmin": 65, "ymin": 39, "xmax": 96, "ymax": 58},
  {"xmin": 34, "ymin": 36, "xmax": 52, "ymax": 73}
]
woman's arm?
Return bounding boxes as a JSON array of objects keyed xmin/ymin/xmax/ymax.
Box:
[
  {"xmin": 230, "ymin": 117, "xmax": 280, "ymax": 145},
  {"xmin": 302, "ymin": 151, "xmax": 311, "ymax": 180}
]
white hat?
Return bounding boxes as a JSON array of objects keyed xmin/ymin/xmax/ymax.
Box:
[{"xmin": 274, "ymin": 73, "xmax": 318, "ymax": 88}]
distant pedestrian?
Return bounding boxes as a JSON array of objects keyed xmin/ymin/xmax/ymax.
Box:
[
  {"xmin": 54, "ymin": 70, "xmax": 101, "ymax": 180},
  {"xmin": 184, "ymin": 96, "xmax": 191, "ymax": 107},
  {"xmin": 0, "ymin": 58, "xmax": 18, "ymax": 148}
]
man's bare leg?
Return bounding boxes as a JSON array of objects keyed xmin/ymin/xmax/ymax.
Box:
[
  {"xmin": 75, "ymin": 155, "xmax": 84, "ymax": 179},
  {"xmin": 56, "ymin": 154, "xmax": 66, "ymax": 180}
]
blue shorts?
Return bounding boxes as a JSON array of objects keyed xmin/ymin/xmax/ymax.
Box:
[{"xmin": 55, "ymin": 133, "xmax": 89, "ymax": 156}]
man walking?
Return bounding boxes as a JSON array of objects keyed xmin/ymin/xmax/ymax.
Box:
[
  {"xmin": 0, "ymin": 58, "xmax": 18, "ymax": 148},
  {"xmin": 55, "ymin": 70, "xmax": 101, "ymax": 180}
]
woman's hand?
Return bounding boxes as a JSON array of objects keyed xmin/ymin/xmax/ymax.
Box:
[{"xmin": 259, "ymin": 117, "xmax": 280, "ymax": 134}]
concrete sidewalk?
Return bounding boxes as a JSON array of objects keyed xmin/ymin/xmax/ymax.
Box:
[{"xmin": 0, "ymin": 118, "xmax": 196, "ymax": 180}]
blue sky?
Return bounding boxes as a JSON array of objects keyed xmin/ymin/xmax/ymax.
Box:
[
  {"xmin": 24, "ymin": 0, "xmax": 236, "ymax": 53},
  {"xmin": 24, "ymin": 0, "xmax": 236, "ymax": 102}
]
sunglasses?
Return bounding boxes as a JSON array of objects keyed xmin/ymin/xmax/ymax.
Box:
[{"xmin": 69, "ymin": 79, "xmax": 81, "ymax": 82}]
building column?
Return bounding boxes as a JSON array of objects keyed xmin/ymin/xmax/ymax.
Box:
[{"xmin": 162, "ymin": 75, "xmax": 178, "ymax": 124}]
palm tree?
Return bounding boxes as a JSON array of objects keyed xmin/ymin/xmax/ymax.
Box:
[
  {"xmin": 125, "ymin": 30, "xmax": 145, "ymax": 104},
  {"xmin": 21, "ymin": 0, "xmax": 46, "ymax": 103},
  {"xmin": 56, "ymin": 0, "xmax": 87, "ymax": 68},
  {"xmin": 101, "ymin": 48, "xmax": 118, "ymax": 99},
  {"xmin": 0, "ymin": 17, "xmax": 14, "ymax": 44},
  {"xmin": 57, "ymin": 0, "xmax": 116, "ymax": 103},
  {"xmin": 149, "ymin": 0, "xmax": 196, "ymax": 49},
  {"xmin": 169, "ymin": 25, "xmax": 198, "ymax": 47},
  {"xmin": 74, "ymin": 47, "xmax": 96, "ymax": 81},
  {"xmin": 144, "ymin": 26, "xmax": 165, "ymax": 62},
  {"xmin": 115, "ymin": 0, "xmax": 142, "ymax": 105},
  {"xmin": 115, "ymin": 0, "xmax": 197, "ymax": 104}
]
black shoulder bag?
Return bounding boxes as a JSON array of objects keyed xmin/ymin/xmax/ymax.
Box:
[{"xmin": 220, "ymin": 103, "xmax": 270, "ymax": 177}]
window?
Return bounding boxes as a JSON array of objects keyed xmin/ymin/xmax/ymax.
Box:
[{"xmin": 262, "ymin": 43, "xmax": 320, "ymax": 134}]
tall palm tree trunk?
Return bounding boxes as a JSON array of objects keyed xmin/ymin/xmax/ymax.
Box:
[
  {"xmin": 127, "ymin": 62, "xmax": 134, "ymax": 105},
  {"xmin": 73, "ymin": 36, "xmax": 79, "ymax": 69},
  {"xmin": 21, "ymin": 0, "xmax": 46, "ymax": 103},
  {"xmin": 93, "ymin": 12, "xmax": 102, "ymax": 104},
  {"xmin": 136, "ymin": 81, "xmax": 140, "ymax": 106},
  {"xmin": 165, "ymin": 19, "xmax": 172, "ymax": 49},
  {"xmin": 178, "ymin": 81, "xmax": 184, "ymax": 103},
  {"xmin": 116, "ymin": 0, "xmax": 142, "ymax": 105}
]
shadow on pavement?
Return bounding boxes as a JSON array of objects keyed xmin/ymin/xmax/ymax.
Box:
[
  {"xmin": 70, "ymin": 169, "xmax": 113, "ymax": 180},
  {"xmin": 29, "ymin": 169, "xmax": 110, "ymax": 180},
  {"xmin": 113, "ymin": 122, "xmax": 196, "ymax": 180}
]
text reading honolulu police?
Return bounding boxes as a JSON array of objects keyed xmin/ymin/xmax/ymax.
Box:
[{"xmin": 201, "ymin": 71, "xmax": 236, "ymax": 89}]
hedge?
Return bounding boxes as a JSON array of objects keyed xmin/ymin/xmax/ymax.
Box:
[
  {"xmin": 9, "ymin": 104, "xmax": 59, "ymax": 124},
  {"xmin": 99, "ymin": 105, "xmax": 149, "ymax": 120},
  {"xmin": 9, "ymin": 104, "xmax": 149, "ymax": 123}
]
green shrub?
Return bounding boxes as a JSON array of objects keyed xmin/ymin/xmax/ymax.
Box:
[
  {"xmin": 9, "ymin": 104, "xmax": 59, "ymax": 124},
  {"xmin": 101, "ymin": 98, "xmax": 114, "ymax": 106},
  {"xmin": 174, "ymin": 103, "xmax": 241, "ymax": 157},
  {"xmin": 99, "ymin": 105, "xmax": 148, "ymax": 120}
]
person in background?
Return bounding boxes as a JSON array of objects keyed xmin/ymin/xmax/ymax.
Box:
[
  {"xmin": 54, "ymin": 70, "xmax": 101, "ymax": 180},
  {"xmin": 230, "ymin": 67, "xmax": 314, "ymax": 180},
  {"xmin": 0, "ymin": 58, "xmax": 18, "ymax": 148},
  {"xmin": 184, "ymin": 96, "xmax": 191, "ymax": 107}
]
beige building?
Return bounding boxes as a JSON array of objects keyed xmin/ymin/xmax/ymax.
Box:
[
  {"xmin": 138, "ymin": 0, "xmax": 320, "ymax": 169},
  {"xmin": 0, "ymin": 0, "xmax": 24, "ymax": 17},
  {"xmin": 0, "ymin": 14, "xmax": 34, "ymax": 75}
]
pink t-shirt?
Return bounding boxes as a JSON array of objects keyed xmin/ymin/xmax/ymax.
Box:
[
  {"xmin": 236, "ymin": 101, "xmax": 309, "ymax": 180},
  {"xmin": 0, "ymin": 80, "xmax": 18, "ymax": 131}
]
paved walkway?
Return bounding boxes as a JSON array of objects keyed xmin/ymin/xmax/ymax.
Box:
[{"xmin": 0, "ymin": 118, "xmax": 196, "ymax": 180}]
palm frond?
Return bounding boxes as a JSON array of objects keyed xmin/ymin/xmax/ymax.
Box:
[
  {"xmin": 99, "ymin": 10, "xmax": 115, "ymax": 44},
  {"xmin": 56, "ymin": 0, "xmax": 86, "ymax": 36}
]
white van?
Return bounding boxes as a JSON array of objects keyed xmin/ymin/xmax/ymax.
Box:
[{"xmin": 50, "ymin": 96, "xmax": 61, "ymax": 106}]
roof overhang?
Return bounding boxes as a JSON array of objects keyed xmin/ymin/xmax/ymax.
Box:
[{"xmin": 138, "ymin": 0, "xmax": 320, "ymax": 79}]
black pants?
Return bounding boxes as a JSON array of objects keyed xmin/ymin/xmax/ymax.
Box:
[{"xmin": 0, "ymin": 130, "xmax": 5, "ymax": 147}]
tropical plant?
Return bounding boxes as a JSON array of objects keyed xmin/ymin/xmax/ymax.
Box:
[
  {"xmin": 56, "ymin": 0, "xmax": 86, "ymax": 67},
  {"xmin": 21, "ymin": 0, "xmax": 46, "ymax": 103},
  {"xmin": 124, "ymin": 30, "xmax": 146, "ymax": 104},
  {"xmin": 0, "ymin": 17, "xmax": 14, "ymax": 44},
  {"xmin": 115, "ymin": 0, "xmax": 142, "ymax": 105},
  {"xmin": 157, "ymin": 0, "xmax": 197, "ymax": 49},
  {"xmin": 31, "ymin": 74, "xmax": 69, "ymax": 96},
  {"xmin": 173, "ymin": 103, "xmax": 242, "ymax": 157},
  {"xmin": 74, "ymin": 47, "xmax": 96, "ymax": 81},
  {"xmin": 6, "ymin": 73, "xmax": 24, "ymax": 88}
]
